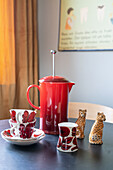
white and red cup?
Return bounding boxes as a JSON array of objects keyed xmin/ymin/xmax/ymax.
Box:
[
  {"xmin": 9, "ymin": 109, "xmax": 36, "ymax": 139},
  {"xmin": 9, "ymin": 109, "xmax": 36, "ymax": 124},
  {"xmin": 57, "ymin": 122, "xmax": 78, "ymax": 152},
  {"xmin": 9, "ymin": 119, "xmax": 36, "ymax": 139}
]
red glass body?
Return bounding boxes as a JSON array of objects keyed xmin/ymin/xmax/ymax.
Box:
[
  {"xmin": 27, "ymin": 76, "xmax": 75, "ymax": 135},
  {"xmin": 40, "ymin": 82, "xmax": 69, "ymax": 134}
]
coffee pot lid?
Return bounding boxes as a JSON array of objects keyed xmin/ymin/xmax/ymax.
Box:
[{"xmin": 39, "ymin": 76, "xmax": 69, "ymax": 83}]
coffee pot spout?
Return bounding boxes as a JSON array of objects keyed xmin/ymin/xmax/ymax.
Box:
[{"xmin": 69, "ymin": 82, "xmax": 75, "ymax": 92}]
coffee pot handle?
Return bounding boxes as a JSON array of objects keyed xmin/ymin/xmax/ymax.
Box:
[{"xmin": 27, "ymin": 85, "xmax": 41, "ymax": 110}]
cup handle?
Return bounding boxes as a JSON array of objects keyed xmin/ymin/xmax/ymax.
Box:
[
  {"xmin": 16, "ymin": 112, "xmax": 22, "ymax": 124},
  {"xmin": 27, "ymin": 85, "xmax": 41, "ymax": 110}
]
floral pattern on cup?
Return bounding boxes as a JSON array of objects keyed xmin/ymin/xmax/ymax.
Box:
[
  {"xmin": 59, "ymin": 127, "xmax": 70, "ymax": 137},
  {"xmin": 10, "ymin": 110, "xmax": 16, "ymax": 122},
  {"xmin": 10, "ymin": 109, "xmax": 36, "ymax": 123},
  {"xmin": 57, "ymin": 122, "xmax": 78, "ymax": 152},
  {"xmin": 19, "ymin": 123, "xmax": 35, "ymax": 139},
  {"xmin": 9, "ymin": 119, "xmax": 36, "ymax": 139},
  {"xmin": 22, "ymin": 111, "xmax": 36, "ymax": 123},
  {"xmin": 72, "ymin": 127, "xmax": 76, "ymax": 136}
]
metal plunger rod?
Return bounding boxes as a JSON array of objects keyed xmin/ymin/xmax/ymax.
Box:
[{"xmin": 50, "ymin": 50, "xmax": 56, "ymax": 77}]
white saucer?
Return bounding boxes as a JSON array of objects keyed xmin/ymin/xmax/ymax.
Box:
[{"xmin": 1, "ymin": 128, "xmax": 45, "ymax": 145}]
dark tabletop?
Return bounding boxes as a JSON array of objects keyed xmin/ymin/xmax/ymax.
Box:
[{"xmin": 0, "ymin": 118, "xmax": 113, "ymax": 170}]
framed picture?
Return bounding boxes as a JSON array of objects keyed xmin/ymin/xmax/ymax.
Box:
[{"xmin": 58, "ymin": 0, "xmax": 113, "ymax": 51}]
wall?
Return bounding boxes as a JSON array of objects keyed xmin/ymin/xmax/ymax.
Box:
[{"xmin": 38, "ymin": 0, "xmax": 113, "ymax": 108}]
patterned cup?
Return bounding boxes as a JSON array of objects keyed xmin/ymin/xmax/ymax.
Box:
[
  {"xmin": 9, "ymin": 119, "xmax": 36, "ymax": 139},
  {"xmin": 57, "ymin": 122, "xmax": 78, "ymax": 152},
  {"xmin": 9, "ymin": 109, "xmax": 36, "ymax": 123}
]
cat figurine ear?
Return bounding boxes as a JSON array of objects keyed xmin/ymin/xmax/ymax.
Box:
[
  {"xmin": 89, "ymin": 112, "xmax": 106, "ymax": 144},
  {"xmin": 97, "ymin": 112, "xmax": 101, "ymax": 115},
  {"xmin": 75, "ymin": 109, "xmax": 87, "ymax": 139}
]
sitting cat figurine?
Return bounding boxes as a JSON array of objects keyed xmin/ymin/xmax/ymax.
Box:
[
  {"xmin": 89, "ymin": 112, "xmax": 106, "ymax": 144},
  {"xmin": 75, "ymin": 109, "xmax": 87, "ymax": 139}
]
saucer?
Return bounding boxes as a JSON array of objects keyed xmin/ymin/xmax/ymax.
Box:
[{"xmin": 1, "ymin": 128, "xmax": 45, "ymax": 145}]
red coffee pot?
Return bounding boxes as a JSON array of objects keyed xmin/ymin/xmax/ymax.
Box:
[{"xmin": 27, "ymin": 50, "xmax": 75, "ymax": 135}]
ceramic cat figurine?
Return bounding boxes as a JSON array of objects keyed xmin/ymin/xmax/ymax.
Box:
[
  {"xmin": 89, "ymin": 112, "xmax": 106, "ymax": 144},
  {"xmin": 75, "ymin": 109, "xmax": 87, "ymax": 139}
]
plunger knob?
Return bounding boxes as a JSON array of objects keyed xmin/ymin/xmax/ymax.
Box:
[{"xmin": 50, "ymin": 50, "xmax": 56, "ymax": 54}]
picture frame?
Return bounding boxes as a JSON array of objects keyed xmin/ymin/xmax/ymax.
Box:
[{"xmin": 58, "ymin": 0, "xmax": 113, "ymax": 51}]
